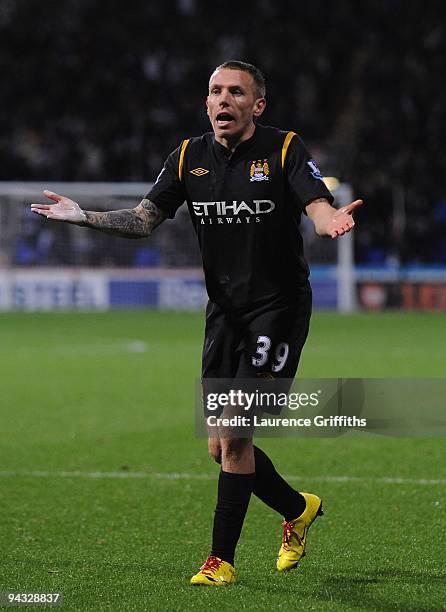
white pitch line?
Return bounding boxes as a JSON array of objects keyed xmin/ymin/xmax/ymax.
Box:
[
  {"xmin": 0, "ymin": 470, "xmax": 445, "ymax": 486},
  {"xmin": 0, "ymin": 340, "xmax": 149, "ymax": 356}
]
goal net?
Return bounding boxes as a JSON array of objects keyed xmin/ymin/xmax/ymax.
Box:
[{"xmin": 0, "ymin": 181, "xmax": 355, "ymax": 311}]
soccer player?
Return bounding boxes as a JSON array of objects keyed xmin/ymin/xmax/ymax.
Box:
[{"xmin": 31, "ymin": 61, "xmax": 362, "ymax": 586}]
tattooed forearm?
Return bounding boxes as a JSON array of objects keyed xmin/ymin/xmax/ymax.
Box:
[{"xmin": 83, "ymin": 199, "xmax": 167, "ymax": 238}]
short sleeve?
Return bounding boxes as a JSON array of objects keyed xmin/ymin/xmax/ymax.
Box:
[
  {"xmin": 145, "ymin": 143, "xmax": 187, "ymax": 219},
  {"xmin": 284, "ymin": 134, "xmax": 334, "ymax": 207}
]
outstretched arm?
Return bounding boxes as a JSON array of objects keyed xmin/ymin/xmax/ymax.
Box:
[
  {"xmin": 31, "ymin": 190, "xmax": 167, "ymax": 238},
  {"xmin": 305, "ymin": 197, "xmax": 363, "ymax": 239}
]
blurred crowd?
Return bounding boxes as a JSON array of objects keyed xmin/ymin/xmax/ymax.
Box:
[{"xmin": 1, "ymin": 0, "xmax": 445, "ymax": 265}]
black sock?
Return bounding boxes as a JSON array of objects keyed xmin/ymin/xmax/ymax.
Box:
[
  {"xmin": 211, "ymin": 470, "xmax": 255, "ymax": 566},
  {"xmin": 253, "ymin": 446, "xmax": 306, "ymax": 521}
]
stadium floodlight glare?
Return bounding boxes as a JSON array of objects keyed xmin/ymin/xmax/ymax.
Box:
[{"xmin": 323, "ymin": 176, "xmax": 340, "ymax": 191}]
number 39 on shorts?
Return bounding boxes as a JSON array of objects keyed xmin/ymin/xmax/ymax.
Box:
[{"xmin": 252, "ymin": 335, "xmax": 289, "ymax": 372}]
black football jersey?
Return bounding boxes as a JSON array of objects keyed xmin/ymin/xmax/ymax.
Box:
[{"xmin": 147, "ymin": 124, "xmax": 333, "ymax": 310}]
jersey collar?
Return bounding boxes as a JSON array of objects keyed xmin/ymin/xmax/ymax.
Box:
[{"xmin": 212, "ymin": 125, "xmax": 261, "ymax": 161}]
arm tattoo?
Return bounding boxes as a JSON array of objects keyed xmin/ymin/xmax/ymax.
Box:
[{"xmin": 83, "ymin": 199, "xmax": 167, "ymax": 238}]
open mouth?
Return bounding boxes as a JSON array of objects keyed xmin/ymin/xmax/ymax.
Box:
[{"xmin": 216, "ymin": 112, "xmax": 235, "ymax": 127}]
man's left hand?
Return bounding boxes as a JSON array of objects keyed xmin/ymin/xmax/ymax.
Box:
[{"xmin": 328, "ymin": 199, "xmax": 363, "ymax": 238}]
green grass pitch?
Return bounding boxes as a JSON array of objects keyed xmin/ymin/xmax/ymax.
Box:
[{"xmin": 0, "ymin": 311, "xmax": 445, "ymax": 611}]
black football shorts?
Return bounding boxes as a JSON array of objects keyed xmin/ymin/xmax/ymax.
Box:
[{"xmin": 202, "ymin": 287, "xmax": 312, "ymax": 380}]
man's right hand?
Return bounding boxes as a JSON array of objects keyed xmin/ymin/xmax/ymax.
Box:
[{"xmin": 30, "ymin": 190, "xmax": 87, "ymax": 224}]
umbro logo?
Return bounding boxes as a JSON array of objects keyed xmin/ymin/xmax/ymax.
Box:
[{"xmin": 190, "ymin": 167, "xmax": 209, "ymax": 177}]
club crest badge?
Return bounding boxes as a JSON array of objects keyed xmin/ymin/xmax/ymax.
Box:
[
  {"xmin": 307, "ymin": 159, "xmax": 324, "ymax": 181},
  {"xmin": 250, "ymin": 159, "xmax": 270, "ymax": 182}
]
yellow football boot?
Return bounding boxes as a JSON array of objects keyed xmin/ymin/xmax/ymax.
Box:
[
  {"xmin": 277, "ymin": 492, "xmax": 323, "ymax": 571},
  {"xmin": 190, "ymin": 555, "xmax": 236, "ymax": 586}
]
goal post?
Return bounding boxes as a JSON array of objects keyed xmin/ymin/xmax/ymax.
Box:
[{"xmin": 331, "ymin": 181, "xmax": 356, "ymax": 313}]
